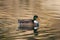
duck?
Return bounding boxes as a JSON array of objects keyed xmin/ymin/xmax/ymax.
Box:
[{"xmin": 33, "ymin": 15, "xmax": 39, "ymax": 29}]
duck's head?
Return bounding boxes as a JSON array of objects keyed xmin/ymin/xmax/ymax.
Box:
[{"xmin": 33, "ymin": 15, "xmax": 38, "ymax": 20}]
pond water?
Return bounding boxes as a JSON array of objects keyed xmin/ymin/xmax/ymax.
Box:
[{"xmin": 0, "ymin": 0, "xmax": 60, "ymax": 40}]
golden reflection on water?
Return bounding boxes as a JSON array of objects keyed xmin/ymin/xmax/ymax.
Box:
[{"xmin": 0, "ymin": 0, "xmax": 60, "ymax": 40}]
